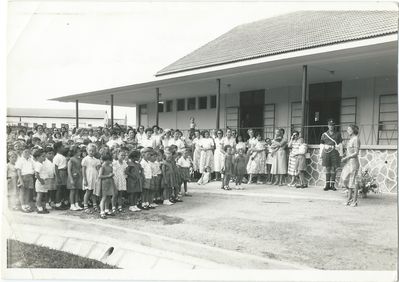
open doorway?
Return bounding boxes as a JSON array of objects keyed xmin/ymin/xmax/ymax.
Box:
[
  {"xmin": 239, "ymin": 89, "xmax": 265, "ymax": 139},
  {"xmin": 307, "ymin": 81, "xmax": 342, "ymax": 144}
]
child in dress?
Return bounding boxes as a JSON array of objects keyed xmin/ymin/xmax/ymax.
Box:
[
  {"xmin": 7, "ymin": 151, "xmax": 19, "ymax": 210},
  {"xmin": 140, "ymin": 147, "xmax": 154, "ymax": 209},
  {"xmin": 170, "ymin": 145, "xmax": 183, "ymax": 202},
  {"xmin": 265, "ymin": 138, "xmax": 273, "ymax": 184},
  {"xmin": 154, "ymin": 150, "xmax": 164, "ymax": 204},
  {"xmin": 294, "ymin": 138, "xmax": 308, "ymax": 188},
  {"xmin": 150, "ymin": 151, "xmax": 163, "ymax": 206},
  {"xmin": 15, "ymin": 147, "xmax": 35, "ymax": 213},
  {"xmin": 53, "ymin": 142, "xmax": 68, "ymax": 209},
  {"xmin": 221, "ymin": 145, "xmax": 234, "ymax": 190},
  {"xmin": 97, "ymin": 153, "xmax": 116, "ymax": 219},
  {"xmin": 67, "ymin": 146, "xmax": 83, "ymax": 211},
  {"xmin": 126, "ymin": 150, "xmax": 143, "ymax": 212},
  {"xmin": 33, "ymin": 149, "xmax": 49, "ymax": 214},
  {"xmin": 161, "ymin": 147, "xmax": 177, "ymax": 205},
  {"xmin": 177, "ymin": 149, "xmax": 193, "ymax": 196},
  {"xmin": 235, "ymin": 135, "xmax": 246, "ymax": 154},
  {"xmin": 43, "ymin": 147, "xmax": 56, "ymax": 210},
  {"xmin": 113, "ymin": 149, "xmax": 128, "ymax": 212},
  {"xmin": 197, "ymin": 166, "xmax": 211, "ymax": 185},
  {"xmin": 82, "ymin": 143, "xmax": 101, "ymax": 212},
  {"xmin": 234, "ymin": 148, "xmax": 247, "ymax": 189}
]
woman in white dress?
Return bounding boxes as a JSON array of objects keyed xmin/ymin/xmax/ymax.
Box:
[
  {"xmin": 222, "ymin": 128, "xmax": 237, "ymax": 151},
  {"xmin": 213, "ymin": 129, "xmax": 225, "ymax": 181},
  {"xmin": 199, "ymin": 130, "xmax": 214, "ymax": 174},
  {"xmin": 191, "ymin": 130, "xmax": 202, "ymax": 173}
]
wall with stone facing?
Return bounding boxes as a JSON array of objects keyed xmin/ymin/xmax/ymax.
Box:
[{"xmin": 306, "ymin": 146, "xmax": 397, "ymax": 193}]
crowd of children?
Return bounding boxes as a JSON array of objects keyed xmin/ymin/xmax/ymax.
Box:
[{"xmin": 6, "ymin": 119, "xmax": 311, "ymax": 217}]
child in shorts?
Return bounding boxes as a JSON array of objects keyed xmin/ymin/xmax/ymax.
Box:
[
  {"xmin": 15, "ymin": 147, "xmax": 35, "ymax": 212},
  {"xmin": 33, "ymin": 149, "xmax": 49, "ymax": 213},
  {"xmin": 7, "ymin": 151, "xmax": 19, "ymax": 210},
  {"xmin": 43, "ymin": 147, "xmax": 56, "ymax": 210}
]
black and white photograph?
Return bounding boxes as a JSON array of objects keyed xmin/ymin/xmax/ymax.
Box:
[{"xmin": 2, "ymin": 1, "xmax": 398, "ymax": 281}]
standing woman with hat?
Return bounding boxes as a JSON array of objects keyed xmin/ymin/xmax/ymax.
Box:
[{"xmin": 320, "ymin": 119, "xmax": 343, "ymax": 191}]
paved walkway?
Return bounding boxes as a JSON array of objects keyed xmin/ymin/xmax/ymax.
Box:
[{"xmin": 4, "ymin": 211, "xmax": 308, "ymax": 270}]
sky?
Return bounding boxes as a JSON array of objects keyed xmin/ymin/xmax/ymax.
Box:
[{"xmin": 6, "ymin": 0, "xmax": 396, "ymax": 125}]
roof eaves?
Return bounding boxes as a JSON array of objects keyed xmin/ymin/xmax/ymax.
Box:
[{"xmin": 155, "ymin": 31, "xmax": 398, "ymax": 77}]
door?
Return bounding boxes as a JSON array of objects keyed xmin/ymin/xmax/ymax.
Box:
[
  {"xmin": 239, "ymin": 90, "xmax": 265, "ymax": 139},
  {"xmin": 308, "ymin": 81, "xmax": 342, "ymax": 144}
]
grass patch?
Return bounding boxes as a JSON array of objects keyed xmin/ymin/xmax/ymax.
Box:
[{"xmin": 7, "ymin": 239, "xmax": 118, "ymax": 269}]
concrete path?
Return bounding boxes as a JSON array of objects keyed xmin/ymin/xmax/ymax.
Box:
[{"xmin": 4, "ymin": 211, "xmax": 309, "ymax": 270}]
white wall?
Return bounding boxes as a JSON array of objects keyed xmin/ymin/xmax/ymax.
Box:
[{"xmin": 137, "ymin": 75, "xmax": 397, "ymax": 143}]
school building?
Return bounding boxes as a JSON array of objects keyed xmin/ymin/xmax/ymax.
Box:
[
  {"xmin": 52, "ymin": 10, "xmax": 398, "ymax": 192},
  {"xmin": 7, "ymin": 108, "xmax": 123, "ymax": 129}
]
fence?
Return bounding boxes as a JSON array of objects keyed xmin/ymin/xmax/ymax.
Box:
[{"xmin": 180, "ymin": 123, "xmax": 398, "ymax": 146}]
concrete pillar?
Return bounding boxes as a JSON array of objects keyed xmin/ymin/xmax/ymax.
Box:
[
  {"xmin": 216, "ymin": 79, "xmax": 221, "ymax": 130},
  {"xmin": 75, "ymin": 100, "xmax": 79, "ymax": 128}
]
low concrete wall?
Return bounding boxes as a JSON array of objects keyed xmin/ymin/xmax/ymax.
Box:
[{"xmin": 306, "ymin": 145, "xmax": 397, "ymax": 193}]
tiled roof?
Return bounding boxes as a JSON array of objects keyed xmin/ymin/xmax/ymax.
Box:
[
  {"xmin": 156, "ymin": 10, "xmax": 398, "ymax": 76},
  {"xmin": 7, "ymin": 108, "xmax": 106, "ymax": 119}
]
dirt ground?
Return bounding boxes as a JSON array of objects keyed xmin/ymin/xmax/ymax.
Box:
[{"xmin": 61, "ymin": 183, "xmax": 396, "ymax": 270}]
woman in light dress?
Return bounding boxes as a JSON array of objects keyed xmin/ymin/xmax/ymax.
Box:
[
  {"xmin": 199, "ymin": 130, "xmax": 214, "ymax": 174},
  {"xmin": 270, "ymin": 128, "xmax": 288, "ymax": 186},
  {"xmin": 191, "ymin": 130, "xmax": 202, "ymax": 173},
  {"xmin": 340, "ymin": 125, "xmax": 361, "ymax": 207},
  {"xmin": 246, "ymin": 133, "xmax": 267, "ymax": 184},
  {"xmin": 213, "ymin": 129, "xmax": 225, "ymax": 180}
]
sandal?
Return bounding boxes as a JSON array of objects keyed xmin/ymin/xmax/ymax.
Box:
[{"xmin": 84, "ymin": 208, "xmax": 92, "ymax": 214}]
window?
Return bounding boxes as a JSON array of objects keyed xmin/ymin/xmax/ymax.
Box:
[
  {"xmin": 225, "ymin": 107, "xmax": 239, "ymax": 129},
  {"xmin": 210, "ymin": 95, "xmax": 217, "ymax": 108},
  {"xmin": 52, "ymin": 123, "xmax": 56, "ymax": 128},
  {"xmin": 158, "ymin": 102, "xmax": 164, "ymax": 113},
  {"xmin": 198, "ymin": 96, "xmax": 207, "ymax": 109},
  {"xmin": 43, "ymin": 123, "xmax": 47, "ymax": 128},
  {"xmin": 166, "ymin": 100, "xmax": 173, "ymax": 112},
  {"xmin": 263, "ymin": 104, "xmax": 275, "ymax": 139},
  {"xmin": 177, "ymin": 99, "xmax": 185, "ymax": 111},
  {"xmin": 187, "ymin": 97, "xmax": 196, "ymax": 110},
  {"xmin": 290, "ymin": 102, "xmax": 302, "ymax": 135},
  {"xmin": 378, "ymin": 94, "xmax": 398, "ymax": 145},
  {"xmin": 340, "ymin": 97, "xmax": 357, "ymax": 142},
  {"xmin": 139, "ymin": 104, "xmax": 148, "ymax": 127}
]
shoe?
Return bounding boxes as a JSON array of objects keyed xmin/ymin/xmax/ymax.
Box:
[
  {"xmin": 106, "ymin": 211, "xmax": 116, "ymax": 216},
  {"xmin": 257, "ymin": 181, "xmax": 263, "ymax": 185},
  {"xmin": 43, "ymin": 208, "xmax": 50, "ymax": 213},
  {"xmin": 301, "ymin": 184, "xmax": 308, "ymax": 189},
  {"xmin": 350, "ymin": 202, "xmax": 358, "ymax": 207},
  {"xmin": 118, "ymin": 207, "xmax": 123, "ymax": 212},
  {"xmin": 45, "ymin": 203, "xmax": 52, "ymax": 210},
  {"xmin": 37, "ymin": 209, "xmax": 47, "ymax": 214},
  {"xmin": 70, "ymin": 205, "xmax": 78, "ymax": 211},
  {"xmin": 100, "ymin": 213, "xmax": 107, "ymax": 219},
  {"xmin": 151, "ymin": 203, "xmax": 158, "ymax": 207},
  {"xmin": 175, "ymin": 198, "xmax": 183, "ymax": 202},
  {"xmin": 75, "ymin": 204, "xmax": 83, "ymax": 210},
  {"xmin": 129, "ymin": 206, "xmax": 140, "ymax": 212},
  {"xmin": 54, "ymin": 204, "xmax": 64, "ymax": 210},
  {"xmin": 330, "ymin": 186, "xmax": 337, "ymax": 191},
  {"xmin": 184, "ymin": 193, "xmax": 192, "ymax": 197},
  {"xmin": 344, "ymin": 201, "xmax": 351, "ymax": 206},
  {"xmin": 163, "ymin": 200, "xmax": 174, "ymax": 206},
  {"xmin": 323, "ymin": 185, "xmax": 330, "ymax": 191},
  {"xmin": 21, "ymin": 207, "xmax": 32, "ymax": 213},
  {"xmin": 169, "ymin": 198, "xmax": 177, "ymax": 204},
  {"xmin": 295, "ymin": 184, "xmax": 302, "ymax": 188}
]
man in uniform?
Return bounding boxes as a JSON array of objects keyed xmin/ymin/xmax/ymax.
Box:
[{"xmin": 320, "ymin": 119, "xmax": 342, "ymax": 191}]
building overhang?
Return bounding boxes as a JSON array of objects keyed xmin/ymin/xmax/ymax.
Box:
[{"xmin": 50, "ymin": 34, "xmax": 397, "ymax": 107}]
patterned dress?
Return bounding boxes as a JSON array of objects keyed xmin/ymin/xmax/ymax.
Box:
[
  {"xmin": 113, "ymin": 160, "xmax": 128, "ymax": 191},
  {"xmin": 339, "ymin": 136, "xmax": 361, "ymax": 189},
  {"xmin": 288, "ymin": 140, "xmax": 300, "ymax": 176},
  {"xmin": 247, "ymin": 140, "xmax": 266, "ymax": 174}
]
